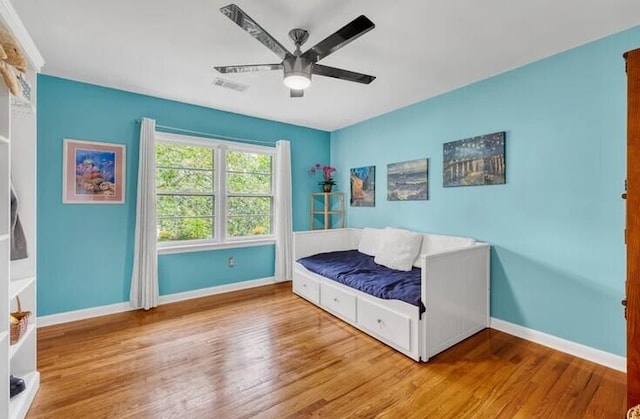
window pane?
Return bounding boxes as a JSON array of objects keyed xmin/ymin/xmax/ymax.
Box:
[
  {"xmin": 157, "ymin": 195, "xmax": 213, "ymax": 217},
  {"xmin": 227, "ymin": 173, "xmax": 271, "ymax": 194},
  {"xmin": 226, "ymin": 151, "xmax": 271, "ymax": 173},
  {"xmin": 155, "ymin": 141, "xmax": 274, "ymax": 243},
  {"xmin": 158, "ymin": 217, "xmax": 213, "ymax": 241},
  {"xmin": 227, "ymin": 216, "xmax": 272, "ymax": 237},
  {"xmin": 156, "ymin": 143, "xmax": 213, "ymax": 169},
  {"xmin": 157, "ymin": 168, "xmax": 213, "ymax": 193},
  {"xmin": 227, "ymin": 197, "xmax": 272, "ymax": 216}
]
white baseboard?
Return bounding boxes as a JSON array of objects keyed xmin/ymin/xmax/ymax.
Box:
[
  {"xmin": 37, "ymin": 302, "xmax": 136, "ymax": 327},
  {"xmin": 38, "ymin": 277, "xmax": 279, "ymax": 327},
  {"xmin": 158, "ymin": 277, "xmax": 277, "ymax": 305},
  {"xmin": 490, "ymin": 317, "xmax": 626, "ymax": 372}
]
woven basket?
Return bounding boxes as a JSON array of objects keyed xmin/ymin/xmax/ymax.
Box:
[{"xmin": 10, "ymin": 296, "xmax": 30, "ymax": 345}]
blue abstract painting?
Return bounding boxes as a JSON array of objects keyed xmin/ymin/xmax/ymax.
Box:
[{"xmin": 387, "ymin": 159, "xmax": 428, "ymax": 201}]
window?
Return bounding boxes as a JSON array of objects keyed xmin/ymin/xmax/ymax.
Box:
[
  {"xmin": 155, "ymin": 134, "xmax": 274, "ymax": 250},
  {"xmin": 226, "ymin": 150, "xmax": 273, "ymax": 237},
  {"xmin": 156, "ymin": 142, "xmax": 215, "ymax": 242}
]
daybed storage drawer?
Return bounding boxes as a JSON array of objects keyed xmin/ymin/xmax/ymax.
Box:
[
  {"xmin": 357, "ymin": 299, "xmax": 411, "ymax": 351},
  {"xmin": 320, "ymin": 282, "xmax": 357, "ymax": 322},
  {"xmin": 293, "ymin": 275, "xmax": 320, "ymax": 304}
]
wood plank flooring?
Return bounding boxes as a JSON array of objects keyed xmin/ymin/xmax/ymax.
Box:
[{"xmin": 28, "ymin": 283, "xmax": 626, "ymax": 418}]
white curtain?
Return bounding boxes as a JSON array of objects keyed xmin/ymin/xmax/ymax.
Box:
[
  {"xmin": 274, "ymin": 140, "xmax": 293, "ymax": 282},
  {"xmin": 130, "ymin": 118, "xmax": 159, "ymax": 309}
]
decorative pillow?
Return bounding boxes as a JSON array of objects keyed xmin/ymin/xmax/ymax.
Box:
[
  {"xmin": 358, "ymin": 227, "xmax": 383, "ymax": 257},
  {"xmin": 374, "ymin": 227, "xmax": 423, "ymax": 271}
]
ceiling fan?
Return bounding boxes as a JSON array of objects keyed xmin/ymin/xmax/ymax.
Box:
[{"xmin": 214, "ymin": 4, "xmax": 376, "ymax": 98}]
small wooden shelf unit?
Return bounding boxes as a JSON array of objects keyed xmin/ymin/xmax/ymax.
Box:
[{"xmin": 310, "ymin": 192, "xmax": 345, "ymax": 230}]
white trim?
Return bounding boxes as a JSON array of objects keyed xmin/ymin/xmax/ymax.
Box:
[
  {"xmin": 156, "ymin": 132, "xmax": 223, "ymax": 148},
  {"xmin": 490, "ymin": 317, "xmax": 626, "ymax": 372},
  {"xmin": 156, "ymin": 131, "xmax": 275, "ymax": 154},
  {"xmin": 159, "ymin": 276, "xmax": 276, "ymax": 305},
  {"xmin": 37, "ymin": 302, "xmax": 135, "ymax": 327},
  {"xmin": 158, "ymin": 237, "xmax": 275, "ymax": 255},
  {"xmin": 0, "ymin": 0, "xmax": 45, "ymax": 70},
  {"xmin": 37, "ymin": 277, "xmax": 278, "ymax": 327}
]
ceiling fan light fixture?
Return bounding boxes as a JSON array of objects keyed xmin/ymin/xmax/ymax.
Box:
[
  {"xmin": 283, "ymin": 55, "xmax": 312, "ymax": 90},
  {"xmin": 283, "ymin": 74, "xmax": 311, "ymax": 90}
]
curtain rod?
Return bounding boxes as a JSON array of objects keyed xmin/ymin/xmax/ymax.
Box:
[{"xmin": 134, "ymin": 119, "xmax": 276, "ymax": 147}]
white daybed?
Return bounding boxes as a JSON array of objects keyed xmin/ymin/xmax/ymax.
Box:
[{"xmin": 292, "ymin": 228, "xmax": 490, "ymax": 362}]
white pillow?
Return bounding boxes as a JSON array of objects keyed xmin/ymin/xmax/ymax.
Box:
[
  {"xmin": 374, "ymin": 227, "xmax": 423, "ymax": 271},
  {"xmin": 358, "ymin": 227, "xmax": 383, "ymax": 257},
  {"xmin": 412, "ymin": 234, "xmax": 476, "ymax": 267}
]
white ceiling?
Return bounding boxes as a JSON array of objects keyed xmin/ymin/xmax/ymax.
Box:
[{"xmin": 14, "ymin": 0, "xmax": 640, "ymax": 131}]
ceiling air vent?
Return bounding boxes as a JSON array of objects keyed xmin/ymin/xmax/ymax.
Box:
[{"xmin": 212, "ymin": 77, "xmax": 249, "ymax": 92}]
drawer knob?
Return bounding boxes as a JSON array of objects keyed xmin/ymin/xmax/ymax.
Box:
[
  {"xmin": 377, "ymin": 319, "xmax": 384, "ymax": 327},
  {"xmin": 333, "ymin": 297, "xmax": 339, "ymax": 303},
  {"xmin": 302, "ymin": 284, "xmax": 307, "ymax": 288}
]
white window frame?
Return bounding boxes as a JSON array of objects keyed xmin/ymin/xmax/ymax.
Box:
[{"xmin": 155, "ymin": 132, "xmax": 276, "ymax": 255}]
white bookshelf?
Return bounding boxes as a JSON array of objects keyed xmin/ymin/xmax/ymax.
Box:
[
  {"xmin": 9, "ymin": 277, "xmax": 34, "ymax": 301},
  {"xmin": 0, "ymin": 1, "xmax": 44, "ymax": 418},
  {"xmin": 8, "ymin": 371, "xmax": 37, "ymax": 419}
]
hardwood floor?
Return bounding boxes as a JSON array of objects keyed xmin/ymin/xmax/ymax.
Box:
[{"xmin": 28, "ymin": 283, "xmax": 625, "ymax": 418}]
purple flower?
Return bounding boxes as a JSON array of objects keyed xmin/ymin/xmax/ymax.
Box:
[{"xmin": 308, "ymin": 163, "xmax": 337, "ymax": 184}]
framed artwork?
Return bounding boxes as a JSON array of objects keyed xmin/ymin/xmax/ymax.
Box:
[
  {"xmin": 350, "ymin": 166, "xmax": 375, "ymax": 207},
  {"xmin": 443, "ymin": 131, "xmax": 506, "ymax": 187},
  {"xmin": 387, "ymin": 158, "xmax": 428, "ymax": 201},
  {"xmin": 63, "ymin": 139, "xmax": 126, "ymax": 204}
]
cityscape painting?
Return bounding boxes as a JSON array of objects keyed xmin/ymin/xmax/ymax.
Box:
[
  {"xmin": 387, "ymin": 158, "xmax": 428, "ymax": 201},
  {"xmin": 350, "ymin": 166, "xmax": 375, "ymax": 207},
  {"xmin": 443, "ymin": 132, "xmax": 506, "ymax": 187}
]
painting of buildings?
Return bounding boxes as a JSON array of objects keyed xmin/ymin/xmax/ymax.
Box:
[{"xmin": 350, "ymin": 166, "xmax": 375, "ymax": 207}]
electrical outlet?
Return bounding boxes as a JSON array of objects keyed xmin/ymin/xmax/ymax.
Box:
[{"xmin": 228, "ymin": 256, "xmax": 235, "ymax": 267}]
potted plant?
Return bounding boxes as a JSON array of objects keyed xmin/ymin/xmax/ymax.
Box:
[{"xmin": 309, "ymin": 163, "xmax": 337, "ymax": 192}]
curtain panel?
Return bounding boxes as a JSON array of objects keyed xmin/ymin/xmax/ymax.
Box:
[
  {"xmin": 274, "ymin": 140, "xmax": 293, "ymax": 282},
  {"xmin": 130, "ymin": 118, "xmax": 159, "ymax": 309}
]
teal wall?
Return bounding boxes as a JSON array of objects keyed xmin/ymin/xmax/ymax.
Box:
[
  {"xmin": 37, "ymin": 25, "xmax": 639, "ymax": 355},
  {"xmin": 331, "ymin": 26, "xmax": 640, "ymax": 356},
  {"xmin": 37, "ymin": 76, "xmax": 329, "ymax": 315}
]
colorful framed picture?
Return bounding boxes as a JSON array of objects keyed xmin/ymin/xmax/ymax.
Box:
[
  {"xmin": 350, "ymin": 166, "xmax": 375, "ymax": 207},
  {"xmin": 387, "ymin": 158, "xmax": 428, "ymax": 201},
  {"xmin": 443, "ymin": 131, "xmax": 506, "ymax": 187},
  {"xmin": 63, "ymin": 139, "xmax": 126, "ymax": 204}
]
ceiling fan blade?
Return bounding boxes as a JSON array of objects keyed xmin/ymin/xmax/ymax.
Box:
[
  {"xmin": 290, "ymin": 89, "xmax": 304, "ymax": 98},
  {"xmin": 220, "ymin": 4, "xmax": 291, "ymax": 60},
  {"xmin": 302, "ymin": 15, "xmax": 374, "ymax": 63},
  {"xmin": 313, "ymin": 64, "xmax": 375, "ymax": 84},
  {"xmin": 214, "ymin": 64, "xmax": 283, "ymax": 74}
]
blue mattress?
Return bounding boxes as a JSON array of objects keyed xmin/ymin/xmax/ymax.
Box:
[{"xmin": 297, "ymin": 250, "xmax": 425, "ymax": 313}]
